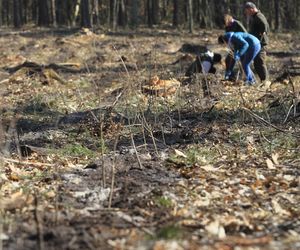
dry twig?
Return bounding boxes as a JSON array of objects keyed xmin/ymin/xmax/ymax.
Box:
[
  {"xmin": 242, "ymin": 107, "xmax": 300, "ymax": 138},
  {"xmin": 34, "ymin": 192, "xmax": 44, "ymax": 250},
  {"xmin": 108, "ymin": 129, "xmax": 120, "ymax": 208}
]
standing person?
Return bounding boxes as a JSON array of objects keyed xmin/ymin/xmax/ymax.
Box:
[
  {"xmin": 224, "ymin": 14, "xmax": 247, "ymax": 33},
  {"xmin": 244, "ymin": 2, "xmax": 270, "ymax": 87},
  {"xmin": 218, "ymin": 32, "xmax": 261, "ymax": 85},
  {"xmin": 223, "ymin": 14, "xmax": 247, "ymax": 80}
]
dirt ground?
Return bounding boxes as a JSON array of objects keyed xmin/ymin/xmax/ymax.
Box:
[{"xmin": 0, "ymin": 27, "xmax": 300, "ymax": 250}]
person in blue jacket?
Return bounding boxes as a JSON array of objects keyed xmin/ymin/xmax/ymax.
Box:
[{"xmin": 218, "ymin": 32, "xmax": 261, "ymax": 85}]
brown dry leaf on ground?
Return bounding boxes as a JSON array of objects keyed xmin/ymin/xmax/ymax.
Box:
[{"xmin": 2, "ymin": 190, "xmax": 34, "ymax": 211}]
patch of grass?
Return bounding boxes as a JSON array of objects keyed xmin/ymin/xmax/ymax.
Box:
[
  {"xmin": 59, "ymin": 143, "xmax": 95, "ymax": 158},
  {"xmin": 258, "ymin": 130, "xmax": 300, "ymax": 160},
  {"xmin": 168, "ymin": 145, "xmax": 219, "ymax": 167},
  {"xmin": 156, "ymin": 225, "xmax": 183, "ymax": 239},
  {"xmin": 115, "ymin": 93, "xmax": 148, "ymax": 117},
  {"xmin": 229, "ymin": 129, "xmax": 247, "ymax": 146},
  {"xmin": 23, "ymin": 94, "xmax": 50, "ymax": 114},
  {"xmin": 187, "ymin": 146, "xmax": 218, "ymax": 165},
  {"xmin": 154, "ymin": 196, "xmax": 173, "ymax": 208}
]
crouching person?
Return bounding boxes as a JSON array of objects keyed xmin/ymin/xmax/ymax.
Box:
[
  {"xmin": 184, "ymin": 50, "xmax": 222, "ymax": 97},
  {"xmin": 218, "ymin": 32, "xmax": 260, "ymax": 85},
  {"xmin": 185, "ymin": 50, "xmax": 222, "ymax": 77}
]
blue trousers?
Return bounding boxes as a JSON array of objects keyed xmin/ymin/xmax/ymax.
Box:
[{"xmin": 241, "ymin": 43, "xmax": 261, "ymax": 83}]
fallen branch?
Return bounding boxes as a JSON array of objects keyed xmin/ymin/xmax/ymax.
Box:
[
  {"xmin": 0, "ymin": 79, "xmax": 9, "ymax": 85},
  {"xmin": 242, "ymin": 107, "xmax": 300, "ymax": 138},
  {"xmin": 2, "ymin": 157, "xmax": 55, "ymax": 167},
  {"xmin": 115, "ymin": 211, "xmax": 154, "ymax": 236},
  {"xmin": 4, "ymin": 60, "xmax": 82, "ymax": 74}
]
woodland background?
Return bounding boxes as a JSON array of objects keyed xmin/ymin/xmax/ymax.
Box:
[{"xmin": 1, "ymin": 0, "xmax": 300, "ymax": 31}]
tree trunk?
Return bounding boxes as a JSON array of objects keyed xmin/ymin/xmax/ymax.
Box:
[
  {"xmin": 152, "ymin": 0, "xmax": 160, "ymax": 25},
  {"xmin": 72, "ymin": 0, "xmax": 81, "ymax": 27},
  {"xmin": 274, "ymin": 0, "xmax": 281, "ymax": 31},
  {"xmin": 93, "ymin": 0, "xmax": 100, "ymax": 26},
  {"xmin": 51, "ymin": 0, "xmax": 57, "ymax": 27},
  {"xmin": 118, "ymin": 0, "xmax": 127, "ymax": 27},
  {"xmin": 130, "ymin": 0, "xmax": 139, "ymax": 28},
  {"xmin": 32, "ymin": 0, "xmax": 38, "ymax": 25},
  {"xmin": 161, "ymin": 0, "xmax": 167, "ymax": 20},
  {"xmin": 173, "ymin": 0, "xmax": 179, "ymax": 27},
  {"xmin": 81, "ymin": 0, "xmax": 92, "ymax": 27},
  {"xmin": 112, "ymin": 0, "xmax": 119, "ymax": 30},
  {"xmin": 38, "ymin": 0, "xmax": 50, "ymax": 26},
  {"xmin": 147, "ymin": 0, "xmax": 153, "ymax": 27},
  {"xmin": 13, "ymin": 0, "xmax": 22, "ymax": 28},
  {"xmin": 187, "ymin": 0, "xmax": 193, "ymax": 33},
  {"xmin": 23, "ymin": 0, "xmax": 28, "ymax": 24},
  {"xmin": 203, "ymin": 0, "xmax": 212, "ymax": 28},
  {"xmin": 0, "ymin": 0, "xmax": 2, "ymax": 26},
  {"xmin": 2, "ymin": 0, "xmax": 12, "ymax": 25}
]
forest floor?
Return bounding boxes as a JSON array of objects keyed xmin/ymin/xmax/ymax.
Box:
[{"xmin": 0, "ymin": 26, "xmax": 300, "ymax": 250}]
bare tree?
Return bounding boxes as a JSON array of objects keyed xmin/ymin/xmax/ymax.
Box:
[
  {"xmin": 118, "ymin": 0, "xmax": 127, "ymax": 27},
  {"xmin": 130, "ymin": 0, "xmax": 139, "ymax": 28},
  {"xmin": 187, "ymin": 0, "xmax": 193, "ymax": 33},
  {"xmin": 173, "ymin": 0, "xmax": 179, "ymax": 27},
  {"xmin": 81, "ymin": 0, "xmax": 92, "ymax": 27},
  {"xmin": 93, "ymin": 0, "xmax": 100, "ymax": 26},
  {"xmin": 51, "ymin": 0, "xmax": 57, "ymax": 27},
  {"xmin": 112, "ymin": 0, "xmax": 119, "ymax": 30},
  {"xmin": 38, "ymin": 0, "xmax": 50, "ymax": 26},
  {"xmin": 13, "ymin": 0, "xmax": 22, "ymax": 28}
]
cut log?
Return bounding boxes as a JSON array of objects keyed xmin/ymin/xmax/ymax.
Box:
[{"xmin": 142, "ymin": 76, "xmax": 181, "ymax": 97}]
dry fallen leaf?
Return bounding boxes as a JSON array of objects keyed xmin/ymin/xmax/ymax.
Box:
[
  {"xmin": 174, "ymin": 149, "xmax": 187, "ymax": 158},
  {"xmin": 266, "ymin": 158, "xmax": 276, "ymax": 169},
  {"xmin": 2, "ymin": 190, "xmax": 34, "ymax": 210},
  {"xmin": 205, "ymin": 220, "xmax": 226, "ymax": 239},
  {"xmin": 271, "ymin": 199, "xmax": 291, "ymax": 216},
  {"xmin": 271, "ymin": 153, "xmax": 279, "ymax": 165},
  {"xmin": 0, "ymin": 233, "xmax": 9, "ymax": 241}
]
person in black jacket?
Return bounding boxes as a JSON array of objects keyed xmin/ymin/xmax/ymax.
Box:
[
  {"xmin": 185, "ymin": 50, "xmax": 222, "ymax": 77},
  {"xmin": 184, "ymin": 50, "xmax": 222, "ymax": 97},
  {"xmin": 244, "ymin": 2, "xmax": 270, "ymax": 87},
  {"xmin": 223, "ymin": 14, "xmax": 248, "ymax": 80},
  {"xmin": 224, "ymin": 14, "xmax": 247, "ymax": 33}
]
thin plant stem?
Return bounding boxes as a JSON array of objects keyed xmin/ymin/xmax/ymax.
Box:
[
  {"xmin": 34, "ymin": 192, "xmax": 44, "ymax": 250},
  {"xmin": 108, "ymin": 134, "xmax": 119, "ymax": 208},
  {"xmin": 100, "ymin": 118, "xmax": 106, "ymax": 188}
]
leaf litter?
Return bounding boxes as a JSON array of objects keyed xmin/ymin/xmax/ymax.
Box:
[{"xmin": 0, "ymin": 27, "xmax": 299, "ymax": 249}]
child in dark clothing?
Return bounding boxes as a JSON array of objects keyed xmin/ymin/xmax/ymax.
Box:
[{"xmin": 185, "ymin": 50, "xmax": 222, "ymax": 77}]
